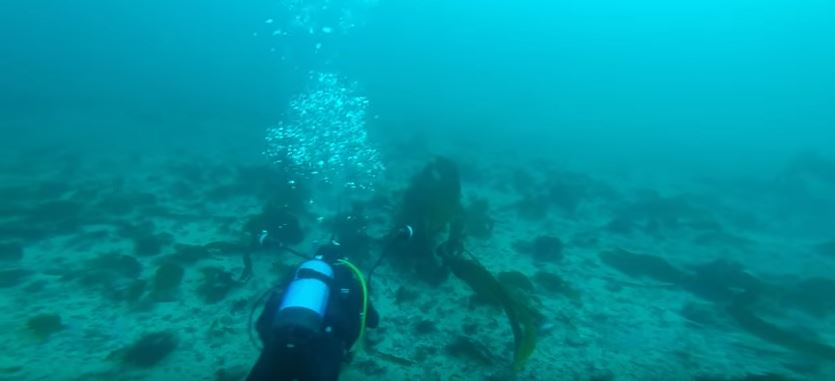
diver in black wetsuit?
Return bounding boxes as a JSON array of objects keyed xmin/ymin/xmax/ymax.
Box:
[{"xmin": 246, "ymin": 243, "xmax": 379, "ymax": 381}]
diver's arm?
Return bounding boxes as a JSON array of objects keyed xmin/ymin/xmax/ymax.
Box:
[
  {"xmin": 255, "ymin": 291, "xmax": 282, "ymax": 343},
  {"xmin": 254, "ymin": 268, "xmax": 296, "ymax": 343}
]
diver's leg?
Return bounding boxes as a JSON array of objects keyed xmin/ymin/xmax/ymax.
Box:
[
  {"xmin": 246, "ymin": 344, "xmax": 300, "ymax": 381},
  {"xmin": 301, "ymin": 335, "xmax": 344, "ymax": 381}
]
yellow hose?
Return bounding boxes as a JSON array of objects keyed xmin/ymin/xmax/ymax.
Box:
[{"xmin": 336, "ymin": 259, "xmax": 368, "ymax": 351}]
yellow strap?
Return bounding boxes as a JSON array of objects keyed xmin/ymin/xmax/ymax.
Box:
[{"xmin": 335, "ymin": 259, "xmax": 368, "ymax": 351}]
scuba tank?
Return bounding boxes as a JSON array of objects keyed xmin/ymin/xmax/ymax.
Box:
[
  {"xmin": 273, "ymin": 258, "xmax": 335, "ymax": 335},
  {"xmin": 249, "ymin": 229, "xmax": 411, "ymax": 351}
]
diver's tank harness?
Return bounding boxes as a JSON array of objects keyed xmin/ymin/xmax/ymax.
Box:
[
  {"xmin": 249, "ymin": 229, "xmax": 412, "ymax": 352},
  {"xmin": 273, "ymin": 258, "xmax": 335, "ymax": 335},
  {"xmin": 267, "ymin": 256, "xmax": 369, "ymax": 351}
]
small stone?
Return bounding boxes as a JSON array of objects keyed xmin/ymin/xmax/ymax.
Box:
[
  {"xmin": 533, "ymin": 235, "xmax": 563, "ymax": 262},
  {"xmin": 27, "ymin": 313, "xmax": 64, "ymax": 339},
  {"xmin": 122, "ymin": 331, "xmax": 179, "ymax": 368}
]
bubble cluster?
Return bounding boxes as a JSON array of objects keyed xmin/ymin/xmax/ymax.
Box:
[
  {"xmin": 261, "ymin": 0, "xmax": 379, "ymax": 38},
  {"xmin": 254, "ymin": 1, "xmax": 383, "ymax": 60},
  {"xmin": 265, "ymin": 72, "xmax": 385, "ymax": 191}
]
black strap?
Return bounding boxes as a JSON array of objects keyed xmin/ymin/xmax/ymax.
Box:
[{"xmin": 296, "ymin": 267, "xmax": 335, "ymax": 287}]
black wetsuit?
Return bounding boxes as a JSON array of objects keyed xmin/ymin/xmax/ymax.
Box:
[{"xmin": 246, "ymin": 260, "xmax": 379, "ymax": 381}]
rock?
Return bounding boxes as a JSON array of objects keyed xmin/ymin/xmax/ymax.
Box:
[
  {"xmin": 783, "ymin": 277, "xmax": 835, "ymax": 317},
  {"xmin": 605, "ymin": 217, "xmax": 634, "ymax": 234},
  {"xmin": 27, "ymin": 200, "xmax": 85, "ymax": 228},
  {"xmin": 680, "ymin": 301, "xmax": 720, "ymax": 327},
  {"xmin": 533, "ymin": 271, "xmax": 581, "ymax": 302},
  {"xmin": 122, "ymin": 331, "xmax": 178, "ymax": 368},
  {"xmin": 0, "ymin": 242, "xmax": 23, "ymax": 262},
  {"xmin": 27, "ymin": 313, "xmax": 64, "ymax": 339},
  {"xmin": 0, "ymin": 365, "xmax": 23, "ymax": 374},
  {"xmin": 88, "ymin": 253, "xmax": 142, "ymax": 278},
  {"xmin": 685, "ymin": 260, "xmax": 763, "ymax": 303},
  {"xmin": 96, "ymin": 193, "xmax": 157, "ymax": 216},
  {"xmin": 170, "ymin": 243, "xmax": 211, "ymax": 264},
  {"xmin": 533, "ymin": 271, "xmax": 568, "ymax": 294},
  {"xmin": 132, "ymin": 232, "xmax": 172, "ymax": 257},
  {"xmin": 153, "ymin": 262, "xmax": 184, "ymax": 298},
  {"xmin": 125, "ymin": 279, "xmax": 147, "ymax": 303},
  {"xmin": 0, "ymin": 268, "xmax": 30, "ymax": 288},
  {"xmin": 515, "ymin": 194, "xmax": 549, "ymax": 220},
  {"xmin": 197, "ymin": 267, "xmax": 238, "ymax": 304},
  {"xmin": 599, "ymin": 249, "xmax": 686, "ymax": 284},
  {"xmin": 23, "ymin": 280, "xmax": 48, "ymax": 293},
  {"xmin": 532, "ymin": 235, "xmax": 563, "ymax": 262},
  {"xmin": 727, "ymin": 302, "xmax": 835, "ymax": 363},
  {"xmin": 513, "ymin": 235, "xmax": 565, "ymax": 262},
  {"xmin": 413, "ymin": 319, "xmax": 437, "ymax": 335},
  {"xmin": 445, "ymin": 336, "xmax": 495, "ymax": 366}
]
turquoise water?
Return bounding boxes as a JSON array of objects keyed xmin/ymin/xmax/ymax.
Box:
[{"xmin": 1, "ymin": 1, "xmax": 834, "ymax": 380}]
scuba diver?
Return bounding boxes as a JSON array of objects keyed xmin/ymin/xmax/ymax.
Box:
[{"xmin": 245, "ymin": 242, "xmax": 378, "ymax": 381}]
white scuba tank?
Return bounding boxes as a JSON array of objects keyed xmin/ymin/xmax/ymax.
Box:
[{"xmin": 274, "ymin": 258, "xmax": 335, "ymax": 333}]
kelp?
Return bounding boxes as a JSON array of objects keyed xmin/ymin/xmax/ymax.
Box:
[
  {"xmin": 695, "ymin": 374, "xmax": 797, "ymax": 381},
  {"xmin": 727, "ymin": 301, "xmax": 835, "ymax": 362},
  {"xmin": 396, "ymin": 157, "xmax": 463, "ymax": 236},
  {"xmin": 599, "ymin": 249, "xmax": 687, "ymax": 285},
  {"xmin": 243, "ymin": 202, "xmax": 304, "ymax": 246},
  {"xmin": 394, "ymin": 157, "xmax": 463, "ymax": 260},
  {"xmin": 442, "ymin": 250, "xmax": 541, "ymax": 371},
  {"xmin": 388, "ymin": 157, "xmax": 464, "ymax": 283},
  {"xmin": 389, "ymin": 157, "xmax": 541, "ymax": 371},
  {"xmin": 463, "ymin": 198, "xmax": 494, "ymax": 239},
  {"xmin": 445, "ymin": 336, "xmax": 497, "ymax": 365},
  {"xmin": 600, "ymin": 246, "xmax": 835, "ymax": 363},
  {"xmin": 438, "ymin": 223, "xmax": 541, "ymax": 372},
  {"xmin": 326, "ymin": 203, "xmax": 371, "ymax": 260}
]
